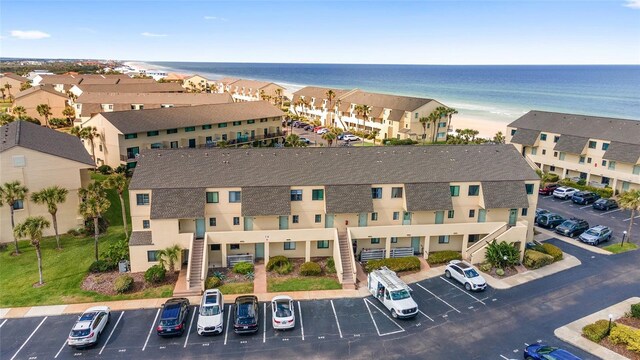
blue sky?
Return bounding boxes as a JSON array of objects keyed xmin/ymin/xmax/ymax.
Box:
[{"xmin": 1, "ymin": 0, "xmax": 639, "ymax": 64}]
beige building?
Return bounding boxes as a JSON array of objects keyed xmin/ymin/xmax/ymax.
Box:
[
  {"xmin": 0, "ymin": 121, "xmax": 94, "ymax": 242},
  {"xmin": 127, "ymin": 145, "xmax": 539, "ymax": 294},
  {"xmin": 183, "ymin": 74, "xmax": 216, "ymax": 92},
  {"xmin": 69, "ymin": 82, "xmax": 185, "ymax": 97},
  {"xmin": 0, "ymin": 73, "xmax": 29, "ymax": 95},
  {"xmin": 507, "ymin": 110, "xmax": 640, "ymax": 193},
  {"xmin": 82, "ymin": 101, "xmax": 285, "ymax": 168},
  {"xmin": 33, "ymin": 74, "xmax": 156, "ymax": 93},
  {"xmin": 224, "ymin": 79, "xmax": 285, "ymax": 103},
  {"xmin": 12, "ymin": 85, "xmax": 70, "ymax": 121}
]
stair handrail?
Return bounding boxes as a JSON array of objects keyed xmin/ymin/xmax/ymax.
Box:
[
  {"xmin": 466, "ymin": 223, "xmax": 508, "ymax": 257},
  {"xmin": 345, "ymin": 229, "xmax": 357, "ymax": 282},
  {"xmin": 186, "ymin": 233, "xmax": 195, "ymax": 285},
  {"xmin": 333, "ymin": 228, "xmax": 344, "ymax": 283},
  {"xmin": 200, "ymin": 238, "xmax": 208, "ymax": 292}
]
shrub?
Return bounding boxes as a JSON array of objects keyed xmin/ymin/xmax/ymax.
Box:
[
  {"xmin": 523, "ymin": 250, "xmax": 554, "ymax": 269},
  {"xmin": 113, "ymin": 275, "xmax": 134, "ymax": 293},
  {"xmin": 245, "ymin": 271, "xmax": 255, "ymax": 280},
  {"xmin": 541, "ymin": 243, "xmax": 563, "ymax": 262},
  {"xmin": 233, "ymin": 262, "xmax": 254, "ymax": 275},
  {"xmin": 300, "ymin": 262, "xmax": 322, "ymax": 276},
  {"xmin": 275, "ymin": 262, "xmax": 293, "ymax": 275},
  {"xmin": 83, "ymin": 216, "xmax": 109, "ymax": 235},
  {"xmin": 326, "ymin": 257, "xmax": 336, "ymax": 274},
  {"xmin": 0, "ymin": 243, "xmax": 8, "ymax": 252},
  {"xmin": 101, "ymin": 238, "xmax": 129, "ymax": 267},
  {"xmin": 382, "ymin": 138, "xmax": 418, "ymax": 146},
  {"xmin": 631, "ymin": 303, "xmax": 640, "ymax": 319},
  {"xmin": 89, "ymin": 260, "xmax": 114, "ymax": 273},
  {"xmin": 205, "ymin": 276, "xmax": 222, "ymax": 289},
  {"xmin": 485, "ymin": 240, "xmax": 521, "ymax": 269},
  {"xmin": 479, "ymin": 263, "xmax": 492, "ymax": 272},
  {"xmin": 364, "ymin": 256, "xmax": 421, "ymax": 273},
  {"xmin": 495, "ymin": 268, "xmax": 505, "ymax": 276},
  {"xmin": 145, "ymin": 265, "xmax": 166, "ymax": 284},
  {"xmin": 267, "ymin": 255, "xmax": 292, "ymax": 274},
  {"xmin": 427, "ymin": 251, "xmax": 462, "ymax": 265},
  {"xmin": 66, "ymin": 228, "xmax": 83, "ymax": 237},
  {"xmin": 97, "ymin": 165, "xmax": 113, "ymax": 175},
  {"xmin": 558, "ymin": 179, "xmax": 613, "ymax": 198},
  {"xmin": 609, "ymin": 324, "xmax": 640, "ymax": 353},
  {"xmin": 582, "ymin": 319, "xmax": 615, "ymax": 342},
  {"xmin": 49, "ymin": 117, "xmax": 71, "ymax": 128}
]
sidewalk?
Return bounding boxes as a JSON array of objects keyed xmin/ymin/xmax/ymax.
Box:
[{"xmin": 483, "ymin": 253, "xmax": 581, "ymax": 289}]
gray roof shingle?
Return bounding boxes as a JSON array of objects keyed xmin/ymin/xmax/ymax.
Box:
[
  {"xmin": 603, "ymin": 142, "xmax": 640, "ymax": 164},
  {"xmin": 241, "ymin": 187, "xmax": 291, "ymax": 216},
  {"xmin": 150, "ymin": 188, "xmax": 206, "ymax": 219},
  {"xmin": 481, "ymin": 181, "xmax": 529, "ymax": 209},
  {"xmin": 74, "ymin": 83, "xmax": 185, "ymax": 93},
  {"xmin": 509, "ymin": 128, "xmax": 541, "ymax": 146},
  {"xmin": 325, "ymin": 185, "xmax": 374, "ymax": 214},
  {"xmin": 129, "ymin": 231, "xmax": 153, "ymax": 246},
  {"xmin": 553, "ymin": 135, "xmax": 588, "ymax": 154},
  {"xmin": 404, "ymin": 183, "xmax": 453, "ymax": 211}
]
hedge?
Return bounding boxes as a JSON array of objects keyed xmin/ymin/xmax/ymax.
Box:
[
  {"xmin": 558, "ymin": 179, "xmax": 613, "ymax": 198},
  {"xmin": 523, "ymin": 250, "xmax": 554, "ymax": 269},
  {"xmin": 364, "ymin": 256, "xmax": 421, "ymax": 273},
  {"xmin": 233, "ymin": 262, "xmax": 254, "ymax": 275},
  {"xmin": 144, "ymin": 264, "xmax": 166, "ymax": 284},
  {"xmin": 113, "ymin": 275, "xmax": 134, "ymax": 294},
  {"xmin": 582, "ymin": 319, "xmax": 615, "ymax": 342},
  {"xmin": 427, "ymin": 251, "xmax": 462, "ymax": 265},
  {"xmin": 300, "ymin": 262, "xmax": 322, "ymax": 276},
  {"xmin": 541, "ymin": 243, "xmax": 563, "ymax": 262},
  {"xmin": 632, "ymin": 302, "xmax": 640, "ymax": 318},
  {"xmin": 205, "ymin": 276, "xmax": 222, "ymax": 289},
  {"xmin": 89, "ymin": 260, "xmax": 115, "ymax": 273},
  {"xmin": 609, "ymin": 324, "xmax": 640, "ymax": 353}
]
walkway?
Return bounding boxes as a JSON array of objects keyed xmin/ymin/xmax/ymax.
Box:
[{"xmin": 253, "ymin": 263, "xmax": 267, "ymax": 294}]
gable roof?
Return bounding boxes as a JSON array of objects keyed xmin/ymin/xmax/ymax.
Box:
[
  {"xmin": 341, "ymin": 90, "xmax": 434, "ymax": 112},
  {"xmin": 76, "ymin": 92, "xmax": 233, "ymax": 105},
  {"xmin": 241, "ymin": 186, "xmax": 291, "ymax": 216},
  {"xmin": 603, "ymin": 142, "xmax": 640, "ymax": 164},
  {"xmin": 2, "ymin": 73, "xmax": 29, "ymax": 82},
  {"xmin": 0, "ymin": 121, "xmax": 94, "ymax": 166},
  {"xmin": 325, "ymin": 185, "xmax": 374, "ymax": 214},
  {"xmin": 39, "ymin": 75, "xmax": 83, "ymax": 85},
  {"xmin": 404, "ymin": 183, "xmax": 453, "ymax": 211},
  {"xmin": 481, "ymin": 181, "xmax": 529, "ymax": 209},
  {"xmin": 292, "ymin": 87, "xmax": 350, "ymax": 105},
  {"xmin": 150, "ymin": 188, "xmax": 205, "ymax": 219},
  {"xmin": 509, "ymin": 128, "xmax": 540, "ymax": 146},
  {"xmin": 229, "ymin": 79, "xmax": 281, "ymax": 91},
  {"xmin": 73, "ymin": 83, "xmax": 184, "ymax": 93},
  {"xmin": 217, "ymin": 77, "xmax": 239, "ymax": 85},
  {"xmin": 553, "ymin": 135, "xmax": 588, "ymax": 154},
  {"xmin": 14, "ymin": 85, "xmax": 69, "ymax": 100}
]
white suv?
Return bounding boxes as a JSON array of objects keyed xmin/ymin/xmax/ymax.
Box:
[
  {"xmin": 67, "ymin": 306, "xmax": 111, "ymax": 348},
  {"xmin": 197, "ymin": 289, "xmax": 224, "ymax": 335},
  {"xmin": 553, "ymin": 187, "xmax": 577, "ymax": 199},
  {"xmin": 445, "ymin": 260, "xmax": 487, "ymax": 291}
]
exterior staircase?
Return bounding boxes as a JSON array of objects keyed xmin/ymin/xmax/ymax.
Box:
[
  {"xmin": 464, "ymin": 224, "xmax": 509, "ymax": 263},
  {"xmin": 338, "ymin": 231, "xmax": 356, "ymax": 289},
  {"xmin": 173, "ymin": 237, "xmax": 205, "ymax": 297}
]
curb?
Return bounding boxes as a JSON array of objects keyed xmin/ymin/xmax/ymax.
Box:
[
  {"xmin": 483, "ymin": 253, "xmax": 581, "ymax": 290},
  {"xmin": 536, "ymin": 228, "xmax": 612, "ymax": 255}
]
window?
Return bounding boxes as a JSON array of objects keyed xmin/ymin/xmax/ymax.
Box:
[
  {"xmin": 142, "ymin": 220, "xmax": 150, "ymax": 229},
  {"xmin": 468, "ymin": 234, "xmax": 481, "ymax": 243},
  {"xmin": 312, "ymin": 189, "xmax": 324, "ymax": 200},
  {"xmin": 559, "ymin": 152, "xmax": 566, "ymax": 160},
  {"xmin": 209, "ymin": 217, "xmax": 216, "ymax": 226},
  {"xmin": 233, "ymin": 121, "xmax": 241, "ymax": 126},
  {"xmin": 437, "ymin": 132, "xmax": 446, "ymax": 139},
  {"xmin": 633, "ymin": 165, "xmax": 640, "ymax": 175},
  {"xmin": 587, "ymin": 157, "xmax": 592, "ymax": 164},
  {"xmin": 510, "ymin": 129, "xmax": 516, "ymax": 136},
  {"xmin": 450, "ymin": 186, "xmax": 460, "ymax": 197},
  {"xmin": 317, "ymin": 240, "xmax": 329, "ymax": 249},
  {"xmin": 438, "ymin": 235, "xmax": 449, "ymax": 244},
  {"xmin": 415, "ymin": 112, "xmax": 419, "ymax": 119},
  {"xmin": 206, "ymin": 191, "xmax": 219, "ymax": 203},
  {"xmin": 468, "ymin": 185, "xmax": 479, "ymax": 196},
  {"xmin": 99, "ymin": 145, "xmax": 103, "ymax": 152},
  {"xmin": 602, "ymin": 160, "xmax": 607, "ymax": 166},
  {"xmin": 438, "ymin": 122, "xmax": 447, "ymax": 128},
  {"xmin": 447, "ymin": 210, "xmax": 455, "ymax": 218},
  {"xmin": 13, "ymin": 199, "xmax": 24, "ymax": 210},
  {"xmin": 531, "ymin": 147, "xmax": 537, "ymax": 155},
  {"xmin": 469, "ymin": 209, "xmax": 475, "ymax": 218},
  {"xmin": 542, "ymin": 149, "xmax": 546, "ymax": 155},
  {"xmin": 290, "ymin": 190, "xmax": 303, "ymax": 201},
  {"xmin": 202, "ymin": 125, "xmax": 212, "ymax": 130},
  {"xmin": 151, "ymin": 143, "xmax": 162, "ymax": 149},
  {"xmin": 12, "ymin": 155, "xmax": 25, "ymax": 167},
  {"xmin": 315, "ymin": 214, "xmax": 322, "ymax": 223},
  {"xmin": 230, "ymin": 244, "xmax": 240, "ymax": 250},
  {"xmin": 167, "ymin": 128, "xmax": 178, "ymax": 134},
  {"xmin": 371, "ymin": 187, "xmax": 382, "ymax": 199},
  {"xmin": 210, "ymin": 244, "xmax": 221, "ymax": 251},
  {"xmin": 292, "ymin": 215, "xmax": 299, "ymax": 223},
  {"xmin": 391, "ymin": 237, "xmax": 398, "ymax": 243},
  {"xmin": 554, "ymin": 151, "xmax": 558, "ymax": 157},
  {"xmin": 136, "ymin": 193, "xmax": 150, "ymax": 205},
  {"xmin": 521, "ymin": 208, "xmax": 528, "ymax": 216},
  {"xmin": 229, "ymin": 191, "xmax": 241, "ymax": 203},
  {"xmin": 147, "ymin": 131, "xmax": 159, "ymax": 137},
  {"xmin": 579, "ymin": 156, "xmax": 585, "ymax": 164},
  {"xmin": 393, "ymin": 211, "xmax": 400, "ymax": 220},
  {"xmin": 391, "ymin": 187, "xmax": 403, "ymax": 198},
  {"xmin": 124, "ymin": 133, "xmax": 137, "ymax": 139},
  {"xmin": 608, "ymin": 161, "xmax": 616, "ymax": 170},
  {"xmin": 284, "ymin": 242, "xmax": 296, "ymax": 250},
  {"xmin": 554, "ymin": 136, "xmax": 560, "ymax": 143},
  {"xmin": 233, "ymin": 217, "xmax": 240, "ymax": 225},
  {"xmin": 371, "ymin": 238, "xmax": 380, "ymax": 244},
  {"xmin": 218, "ymin": 123, "xmax": 227, "ymax": 128},
  {"xmin": 371, "ymin": 212, "xmax": 378, "ymax": 221},
  {"xmin": 247, "ymin": 120, "xmax": 255, "ymax": 124},
  {"xmin": 550, "ymin": 166, "xmax": 556, "ymax": 171},
  {"xmin": 540, "ymin": 133, "xmax": 547, "ymax": 141},
  {"xmin": 147, "ymin": 251, "xmax": 160, "ymax": 262},
  {"xmin": 602, "ymin": 143, "xmax": 610, "ymax": 150},
  {"xmin": 170, "ymin": 141, "xmax": 178, "ymax": 148},
  {"xmin": 588, "ymin": 141, "xmax": 597, "ymax": 149},
  {"xmin": 525, "ymin": 184, "xmax": 534, "ymax": 194},
  {"xmin": 185, "ymin": 126, "xmax": 195, "ymax": 132}
]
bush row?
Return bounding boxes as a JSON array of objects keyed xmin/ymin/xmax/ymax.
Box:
[
  {"xmin": 582, "ymin": 319, "xmax": 615, "ymax": 342},
  {"xmin": 364, "ymin": 256, "xmax": 421, "ymax": 273},
  {"xmin": 541, "ymin": 243, "xmax": 563, "ymax": 262},
  {"xmin": 523, "ymin": 250, "xmax": 554, "ymax": 269},
  {"xmin": 609, "ymin": 324, "xmax": 640, "ymax": 353},
  {"xmin": 558, "ymin": 179, "xmax": 613, "ymax": 198},
  {"xmin": 426, "ymin": 251, "xmax": 462, "ymax": 265}
]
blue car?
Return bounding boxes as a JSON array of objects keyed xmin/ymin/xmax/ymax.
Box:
[{"xmin": 524, "ymin": 344, "xmax": 582, "ymax": 360}]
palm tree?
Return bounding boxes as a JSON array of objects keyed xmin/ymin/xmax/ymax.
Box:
[
  {"xmin": 321, "ymin": 131, "xmax": 336, "ymax": 147},
  {"xmin": 4, "ymin": 84, "xmax": 12, "ymax": 101},
  {"xmin": 62, "ymin": 106, "xmax": 76, "ymax": 124},
  {"xmin": 325, "ymin": 89, "xmax": 336, "ymax": 126},
  {"xmin": 0, "ymin": 181, "xmax": 29, "ymax": 254},
  {"xmin": 36, "ymin": 104, "xmax": 53, "ymax": 128},
  {"xmin": 79, "ymin": 182, "xmax": 111, "ymax": 261},
  {"xmin": 158, "ymin": 245, "xmax": 181, "ymax": 273},
  {"xmin": 0, "ymin": 88, "xmax": 5, "ymax": 100},
  {"xmin": 275, "ymin": 88, "xmax": 283, "ymax": 107},
  {"xmin": 619, "ymin": 190, "xmax": 640, "ymax": 245},
  {"xmin": 354, "ymin": 104, "xmax": 371, "ymax": 131},
  {"xmin": 12, "ymin": 106, "xmax": 26, "ymax": 120},
  {"xmin": 14, "ymin": 216, "xmax": 50, "ymax": 285},
  {"xmin": 104, "ymin": 173, "xmax": 129, "ymax": 240},
  {"xmin": 20, "ymin": 83, "xmax": 32, "ymax": 91},
  {"xmin": 428, "ymin": 111, "xmax": 440, "ymax": 143},
  {"xmin": 418, "ymin": 116, "xmax": 429, "ymax": 144},
  {"xmin": 30, "ymin": 186, "xmax": 68, "ymax": 250},
  {"xmin": 71, "ymin": 126, "xmax": 99, "ymax": 165},
  {"xmin": 285, "ymin": 134, "xmax": 306, "ymax": 147},
  {"xmin": 444, "ymin": 107, "xmax": 458, "ymax": 137},
  {"xmin": 493, "ymin": 131, "xmax": 506, "ymax": 144}
]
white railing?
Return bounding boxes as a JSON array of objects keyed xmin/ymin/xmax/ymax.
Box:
[
  {"xmin": 200, "ymin": 240, "xmax": 208, "ymax": 292},
  {"xmin": 227, "ymin": 254, "xmax": 254, "ymax": 268},
  {"xmin": 345, "ymin": 230, "xmax": 357, "ymax": 282},
  {"xmin": 390, "ymin": 247, "xmax": 414, "ymax": 258},
  {"xmin": 333, "ymin": 229, "xmax": 344, "ymax": 284},
  {"xmin": 360, "ymin": 249, "xmax": 386, "ymax": 262},
  {"xmin": 465, "ymin": 223, "xmax": 508, "ymax": 259},
  {"xmin": 185, "ymin": 233, "xmax": 195, "ymax": 285}
]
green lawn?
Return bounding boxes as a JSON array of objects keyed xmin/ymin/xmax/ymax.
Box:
[
  {"xmin": 603, "ymin": 242, "xmax": 638, "ymax": 254},
  {"xmin": 219, "ymin": 282, "xmax": 254, "ymax": 295},
  {"xmin": 267, "ymin": 277, "xmax": 341, "ymax": 292}
]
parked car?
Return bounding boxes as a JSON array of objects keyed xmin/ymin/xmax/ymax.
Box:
[
  {"xmin": 67, "ymin": 306, "xmax": 111, "ymax": 348},
  {"xmin": 299, "ymin": 137, "xmax": 311, "ymax": 144},
  {"xmin": 538, "ymin": 183, "xmax": 559, "ymax": 195},
  {"xmin": 579, "ymin": 225, "xmax": 613, "ymax": 245},
  {"xmin": 313, "ymin": 126, "xmax": 323, "ymax": 132},
  {"xmin": 303, "ymin": 125, "xmax": 313, "ymax": 131},
  {"xmin": 536, "ymin": 213, "xmax": 565, "ymax": 229},
  {"xmin": 197, "ymin": 289, "xmax": 224, "ymax": 336},
  {"xmin": 555, "ymin": 218, "xmax": 590, "ymax": 238},
  {"xmin": 524, "ymin": 344, "xmax": 582, "ymax": 360},
  {"xmin": 571, "ymin": 191, "xmax": 600, "ymax": 205},
  {"xmin": 592, "ymin": 198, "xmax": 618, "ymax": 211},
  {"xmin": 271, "ymin": 295, "xmax": 295, "ymax": 330},
  {"xmin": 553, "ymin": 187, "xmax": 578, "ymax": 199},
  {"xmin": 445, "ymin": 260, "xmax": 487, "ymax": 291},
  {"xmin": 156, "ymin": 298, "xmax": 190, "ymax": 337},
  {"xmin": 292, "ymin": 121, "xmax": 302, "ymax": 128},
  {"xmin": 343, "ymin": 134, "xmax": 360, "ymax": 141},
  {"xmin": 233, "ymin": 296, "xmax": 259, "ymax": 334},
  {"xmin": 534, "ymin": 208, "xmax": 549, "ymax": 223}
]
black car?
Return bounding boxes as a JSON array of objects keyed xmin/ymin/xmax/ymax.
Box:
[
  {"xmin": 555, "ymin": 218, "xmax": 590, "ymax": 238},
  {"xmin": 156, "ymin": 298, "xmax": 190, "ymax": 337},
  {"xmin": 233, "ymin": 296, "xmax": 259, "ymax": 334},
  {"xmin": 592, "ymin": 198, "xmax": 618, "ymax": 211},
  {"xmin": 571, "ymin": 191, "xmax": 600, "ymax": 205},
  {"xmin": 536, "ymin": 213, "xmax": 565, "ymax": 229}
]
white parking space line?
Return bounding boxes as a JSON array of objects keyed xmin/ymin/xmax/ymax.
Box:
[
  {"xmin": 330, "ymin": 300, "xmax": 343, "ymax": 338},
  {"xmin": 10, "ymin": 316, "xmax": 47, "ymax": 360},
  {"xmin": 224, "ymin": 305, "xmax": 231, "ymax": 345},
  {"xmin": 100, "ymin": 311, "xmax": 124, "ymax": 354},
  {"xmin": 439, "ymin": 277, "xmax": 486, "ymax": 305},
  {"xmin": 601, "ymin": 208, "xmax": 622, "ymax": 215},
  {"xmin": 579, "ymin": 205, "xmax": 592, "ymax": 209},
  {"xmin": 499, "ymin": 355, "xmax": 510, "ymax": 360},
  {"xmin": 623, "ymin": 215, "xmax": 640, "ymax": 222},
  {"xmin": 363, "ymin": 299, "xmax": 404, "ymax": 336},
  {"xmin": 183, "ymin": 307, "xmax": 196, "ymax": 348},
  {"xmin": 0, "ymin": 319, "xmax": 6, "ymax": 328},
  {"xmin": 263, "ymin": 303, "xmax": 266, "ymax": 343},
  {"xmin": 297, "ymin": 301, "xmax": 305, "ymax": 341},
  {"xmin": 416, "ymin": 283, "xmax": 461, "ymax": 313},
  {"xmin": 142, "ymin": 308, "xmax": 160, "ymax": 351},
  {"xmin": 561, "ymin": 199, "xmax": 572, "ymax": 203},
  {"xmin": 418, "ymin": 310, "xmax": 434, "ymax": 322},
  {"xmin": 54, "ymin": 336, "xmax": 68, "ymax": 358}
]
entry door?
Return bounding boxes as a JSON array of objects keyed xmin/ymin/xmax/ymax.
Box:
[
  {"xmin": 358, "ymin": 213, "xmax": 368, "ymax": 227},
  {"xmin": 478, "ymin": 209, "xmax": 486, "ymax": 223},
  {"xmin": 195, "ymin": 218, "xmax": 205, "ymax": 238},
  {"xmin": 325, "ymin": 214, "xmax": 335, "ymax": 228},
  {"xmin": 279, "ymin": 216, "xmax": 288, "ymax": 230},
  {"xmin": 411, "ymin": 237, "xmax": 421, "ymax": 255},
  {"xmin": 255, "ymin": 243, "xmax": 264, "ymax": 259},
  {"xmin": 508, "ymin": 209, "xmax": 518, "ymax": 226},
  {"xmin": 244, "ymin": 217, "xmax": 253, "ymax": 231},
  {"xmin": 402, "ymin": 212, "xmax": 412, "ymax": 225},
  {"xmin": 435, "ymin": 211, "xmax": 444, "ymax": 224},
  {"xmin": 188, "ymin": 138, "xmax": 196, "ymax": 148}
]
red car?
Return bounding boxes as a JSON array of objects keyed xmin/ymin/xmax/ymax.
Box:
[
  {"xmin": 539, "ymin": 183, "xmax": 559, "ymax": 195},
  {"xmin": 313, "ymin": 126, "xmax": 323, "ymax": 132}
]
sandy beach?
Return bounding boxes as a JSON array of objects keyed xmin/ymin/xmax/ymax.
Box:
[{"xmin": 449, "ymin": 115, "xmax": 509, "ymax": 139}]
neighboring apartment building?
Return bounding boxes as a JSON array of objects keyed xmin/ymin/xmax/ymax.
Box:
[
  {"xmin": 82, "ymin": 101, "xmax": 285, "ymax": 168},
  {"xmin": 33, "ymin": 74, "xmax": 156, "ymax": 93},
  {"xmin": 292, "ymin": 86, "xmax": 448, "ymax": 141},
  {"xmin": 0, "ymin": 121, "xmax": 94, "ymax": 242},
  {"xmin": 68, "ymin": 82, "xmax": 185, "ymax": 97},
  {"xmin": 0, "ymin": 73, "xmax": 29, "ymax": 93},
  {"xmin": 127, "ymin": 145, "xmax": 539, "ymax": 294},
  {"xmin": 224, "ymin": 79, "xmax": 285, "ymax": 103},
  {"xmin": 507, "ymin": 110, "xmax": 640, "ymax": 193},
  {"xmin": 183, "ymin": 74, "xmax": 215, "ymax": 92},
  {"xmin": 12, "ymin": 85, "xmax": 69, "ymax": 120}
]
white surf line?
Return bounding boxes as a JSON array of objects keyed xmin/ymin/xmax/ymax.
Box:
[
  {"xmin": 224, "ymin": 304, "xmax": 231, "ymax": 345},
  {"xmin": 0, "ymin": 319, "xmax": 6, "ymax": 328},
  {"xmin": 54, "ymin": 336, "xmax": 68, "ymax": 359},
  {"xmin": 100, "ymin": 311, "xmax": 124, "ymax": 354},
  {"xmin": 439, "ymin": 277, "xmax": 487, "ymax": 305},
  {"xmin": 363, "ymin": 299, "xmax": 404, "ymax": 336},
  {"xmin": 418, "ymin": 310, "xmax": 434, "ymax": 322},
  {"xmin": 330, "ymin": 300, "xmax": 343, "ymax": 338},
  {"xmin": 416, "ymin": 283, "xmax": 461, "ymax": 313},
  {"xmin": 183, "ymin": 307, "xmax": 196, "ymax": 348},
  {"xmin": 10, "ymin": 316, "xmax": 47, "ymax": 360},
  {"xmin": 601, "ymin": 208, "xmax": 622, "ymax": 215},
  {"xmin": 263, "ymin": 303, "xmax": 266, "ymax": 343},
  {"xmin": 297, "ymin": 301, "xmax": 305, "ymax": 340},
  {"xmin": 142, "ymin": 308, "xmax": 160, "ymax": 351}
]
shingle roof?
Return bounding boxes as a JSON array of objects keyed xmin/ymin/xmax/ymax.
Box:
[
  {"xmin": 130, "ymin": 145, "xmax": 539, "ymax": 190},
  {"xmin": 73, "ymin": 83, "xmax": 185, "ymax": 93},
  {"xmin": 150, "ymin": 188, "xmax": 205, "ymax": 219},
  {"xmin": 387, "ymin": 110, "xmax": 405, "ymax": 122},
  {"xmin": 217, "ymin": 77, "xmax": 239, "ymax": 85},
  {"xmin": 99, "ymin": 101, "xmax": 284, "ymax": 134},
  {"xmin": 341, "ymin": 90, "xmax": 434, "ymax": 112},
  {"xmin": 14, "ymin": 85, "xmax": 68, "ymax": 100},
  {"xmin": 553, "ymin": 135, "xmax": 588, "ymax": 154},
  {"xmin": 2, "ymin": 73, "xmax": 29, "ymax": 82},
  {"xmin": 404, "ymin": 183, "xmax": 453, "ymax": 211},
  {"xmin": 129, "ymin": 231, "xmax": 153, "ymax": 246},
  {"xmin": 603, "ymin": 142, "xmax": 640, "ymax": 164},
  {"xmin": 76, "ymin": 92, "xmax": 232, "ymax": 106},
  {"xmin": 292, "ymin": 87, "xmax": 349, "ymax": 105},
  {"xmin": 230, "ymin": 79, "xmax": 283, "ymax": 91},
  {"xmin": 0, "ymin": 121, "xmax": 94, "ymax": 166},
  {"xmin": 39, "ymin": 75, "xmax": 83, "ymax": 85},
  {"xmin": 241, "ymin": 187, "xmax": 291, "ymax": 216},
  {"xmin": 509, "ymin": 128, "xmax": 540, "ymax": 146},
  {"xmin": 481, "ymin": 181, "xmax": 529, "ymax": 209},
  {"xmin": 325, "ymin": 185, "xmax": 374, "ymax": 214}
]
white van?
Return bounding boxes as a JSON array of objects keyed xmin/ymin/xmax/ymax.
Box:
[
  {"xmin": 367, "ymin": 267, "xmax": 419, "ymax": 319},
  {"xmin": 197, "ymin": 289, "xmax": 224, "ymax": 335}
]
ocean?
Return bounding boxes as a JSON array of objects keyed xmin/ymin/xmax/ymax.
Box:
[{"xmin": 143, "ymin": 62, "xmax": 640, "ymax": 125}]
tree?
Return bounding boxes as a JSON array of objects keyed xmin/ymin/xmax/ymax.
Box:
[
  {"xmin": 444, "ymin": 107, "xmax": 458, "ymax": 137},
  {"xmin": 619, "ymin": 190, "xmax": 640, "ymax": 245},
  {"xmin": 418, "ymin": 116, "xmax": 429, "ymax": 144},
  {"xmin": 30, "ymin": 186, "xmax": 68, "ymax": 250},
  {"xmin": 427, "ymin": 111, "xmax": 440, "ymax": 143},
  {"xmin": 275, "ymin": 88, "xmax": 283, "ymax": 107},
  {"xmin": 20, "ymin": 83, "xmax": 32, "ymax": 91},
  {"xmin": 79, "ymin": 182, "xmax": 111, "ymax": 261},
  {"xmin": 354, "ymin": 104, "xmax": 371, "ymax": 131},
  {"xmin": 0, "ymin": 88, "xmax": 5, "ymax": 100},
  {"xmin": 71, "ymin": 126, "xmax": 99, "ymax": 165},
  {"xmin": 325, "ymin": 89, "xmax": 336, "ymax": 126},
  {"xmin": 104, "ymin": 173, "xmax": 129, "ymax": 240},
  {"xmin": 12, "ymin": 106, "xmax": 26, "ymax": 120},
  {"xmin": 158, "ymin": 245, "xmax": 181, "ymax": 273},
  {"xmin": 493, "ymin": 131, "xmax": 505, "ymax": 144},
  {"xmin": 14, "ymin": 216, "xmax": 50, "ymax": 285},
  {"xmin": 36, "ymin": 104, "xmax": 53, "ymax": 128},
  {"xmin": 321, "ymin": 131, "xmax": 336, "ymax": 147},
  {"xmin": 4, "ymin": 84, "xmax": 12, "ymax": 101},
  {"xmin": 62, "ymin": 106, "xmax": 76, "ymax": 123},
  {"xmin": 0, "ymin": 181, "xmax": 29, "ymax": 254},
  {"xmin": 285, "ymin": 133, "xmax": 306, "ymax": 147}
]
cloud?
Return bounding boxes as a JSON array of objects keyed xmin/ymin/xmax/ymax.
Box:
[
  {"xmin": 141, "ymin": 32, "xmax": 168, "ymax": 37},
  {"xmin": 624, "ymin": 0, "xmax": 640, "ymax": 8},
  {"xmin": 204, "ymin": 16, "xmax": 228, "ymax": 21},
  {"xmin": 10, "ymin": 30, "xmax": 51, "ymax": 40}
]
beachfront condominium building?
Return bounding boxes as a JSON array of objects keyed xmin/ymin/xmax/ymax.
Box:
[
  {"xmin": 32, "ymin": 74, "xmax": 156, "ymax": 93},
  {"xmin": 507, "ymin": 110, "xmax": 640, "ymax": 193},
  {"xmin": 0, "ymin": 121, "xmax": 94, "ymax": 243},
  {"xmin": 68, "ymin": 82, "xmax": 185, "ymax": 97},
  {"xmin": 291, "ymin": 86, "xmax": 449, "ymax": 141},
  {"xmin": 127, "ymin": 145, "xmax": 539, "ymax": 294},
  {"xmin": 82, "ymin": 101, "xmax": 285, "ymax": 167},
  {"xmin": 12, "ymin": 85, "xmax": 70, "ymax": 121},
  {"xmin": 210, "ymin": 78, "xmax": 285, "ymax": 104}
]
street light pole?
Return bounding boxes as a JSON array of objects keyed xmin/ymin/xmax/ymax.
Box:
[
  {"xmin": 621, "ymin": 230, "xmax": 627, "ymax": 247},
  {"xmin": 608, "ymin": 313, "xmax": 614, "ymax": 336}
]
